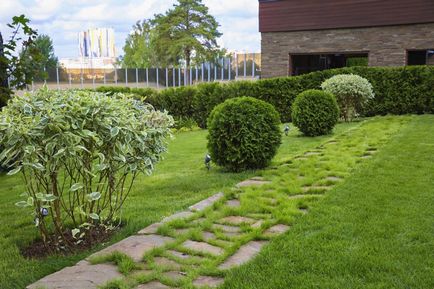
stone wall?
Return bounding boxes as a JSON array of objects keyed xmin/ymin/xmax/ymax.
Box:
[{"xmin": 261, "ymin": 23, "xmax": 434, "ymax": 78}]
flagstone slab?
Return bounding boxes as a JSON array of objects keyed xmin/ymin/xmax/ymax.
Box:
[
  {"xmin": 251, "ymin": 220, "xmax": 264, "ymax": 229},
  {"xmin": 225, "ymin": 199, "xmax": 241, "ymax": 208},
  {"xmin": 88, "ymin": 235, "xmax": 174, "ymax": 262},
  {"xmin": 162, "ymin": 271, "xmax": 186, "ymax": 282},
  {"xmin": 174, "ymin": 228, "xmax": 190, "ymax": 235},
  {"xmin": 192, "ymin": 276, "xmax": 224, "ymax": 288},
  {"xmin": 264, "ymin": 224, "xmax": 290, "ymax": 236},
  {"xmin": 27, "ymin": 261, "xmax": 122, "ymax": 289},
  {"xmin": 218, "ymin": 241, "xmax": 268, "ymax": 270},
  {"xmin": 236, "ymin": 179, "xmax": 271, "ymax": 188},
  {"xmin": 162, "ymin": 211, "xmax": 194, "ymax": 223},
  {"xmin": 202, "ymin": 231, "xmax": 216, "ymax": 241},
  {"xmin": 326, "ymin": 176, "xmax": 342, "ymax": 182},
  {"xmin": 138, "ymin": 223, "xmax": 162, "ymax": 235},
  {"xmin": 153, "ymin": 257, "xmax": 182, "ymax": 270},
  {"xmin": 189, "ymin": 192, "xmax": 224, "ymax": 212},
  {"xmin": 182, "ymin": 240, "xmax": 224, "ymax": 256},
  {"xmin": 167, "ymin": 250, "xmax": 191, "ymax": 259},
  {"xmin": 136, "ymin": 281, "xmax": 171, "ymax": 289},
  {"xmin": 219, "ymin": 216, "xmax": 256, "ymax": 225},
  {"xmin": 212, "ymin": 224, "xmax": 241, "ymax": 233}
]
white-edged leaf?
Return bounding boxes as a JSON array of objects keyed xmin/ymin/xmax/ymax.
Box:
[
  {"xmin": 15, "ymin": 201, "xmax": 30, "ymax": 208},
  {"xmin": 110, "ymin": 127, "xmax": 119, "ymax": 137},
  {"xmin": 89, "ymin": 213, "xmax": 99, "ymax": 220},
  {"xmin": 87, "ymin": 192, "xmax": 101, "ymax": 201},
  {"xmin": 70, "ymin": 183, "xmax": 83, "ymax": 192},
  {"xmin": 72, "ymin": 228, "xmax": 80, "ymax": 239},
  {"xmin": 27, "ymin": 196, "xmax": 34, "ymax": 206},
  {"xmin": 7, "ymin": 166, "xmax": 21, "ymax": 175}
]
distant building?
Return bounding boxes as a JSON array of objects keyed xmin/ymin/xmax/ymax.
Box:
[
  {"xmin": 259, "ymin": 0, "xmax": 434, "ymax": 78},
  {"xmin": 78, "ymin": 28, "xmax": 116, "ymax": 58}
]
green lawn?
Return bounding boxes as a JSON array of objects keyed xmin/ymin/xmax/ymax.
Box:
[
  {"xmin": 222, "ymin": 115, "xmax": 434, "ymax": 289},
  {"xmin": 0, "ymin": 120, "xmax": 356, "ymax": 288}
]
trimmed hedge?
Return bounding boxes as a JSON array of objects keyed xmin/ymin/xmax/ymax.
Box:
[
  {"xmin": 94, "ymin": 66, "xmax": 434, "ymax": 127},
  {"xmin": 207, "ymin": 97, "xmax": 281, "ymax": 172},
  {"xmin": 292, "ymin": 90, "xmax": 340, "ymax": 136}
]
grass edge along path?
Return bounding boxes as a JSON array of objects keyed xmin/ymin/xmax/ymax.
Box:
[
  {"xmin": 222, "ymin": 115, "xmax": 434, "ymax": 289},
  {"xmin": 86, "ymin": 116, "xmax": 413, "ymax": 289}
]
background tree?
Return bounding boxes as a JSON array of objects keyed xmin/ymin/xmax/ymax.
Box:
[
  {"xmin": 120, "ymin": 20, "xmax": 160, "ymax": 68},
  {"xmin": 152, "ymin": 0, "xmax": 222, "ymax": 68},
  {"xmin": 20, "ymin": 34, "xmax": 58, "ymax": 81},
  {"xmin": 0, "ymin": 15, "xmax": 38, "ymax": 107}
]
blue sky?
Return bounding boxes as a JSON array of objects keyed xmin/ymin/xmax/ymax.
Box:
[{"xmin": 0, "ymin": 0, "xmax": 260, "ymax": 59}]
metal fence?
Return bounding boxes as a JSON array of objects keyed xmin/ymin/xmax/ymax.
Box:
[{"xmin": 26, "ymin": 53, "xmax": 261, "ymax": 91}]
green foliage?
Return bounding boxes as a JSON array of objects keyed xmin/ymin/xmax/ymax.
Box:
[
  {"xmin": 94, "ymin": 66, "xmax": 434, "ymax": 127},
  {"xmin": 0, "ymin": 15, "xmax": 38, "ymax": 107},
  {"xmin": 153, "ymin": 0, "xmax": 223, "ymax": 67},
  {"xmin": 291, "ymin": 90, "xmax": 339, "ymax": 136},
  {"xmin": 120, "ymin": 20, "xmax": 159, "ymax": 68},
  {"xmin": 20, "ymin": 34, "xmax": 58, "ymax": 81},
  {"xmin": 321, "ymin": 74, "xmax": 374, "ymax": 121},
  {"xmin": 0, "ymin": 88, "xmax": 173, "ymax": 250},
  {"xmin": 207, "ymin": 97, "xmax": 281, "ymax": 172},
  {"xmin": 346, "ymin": 57, "xmax": 368, "ymax": 67}
]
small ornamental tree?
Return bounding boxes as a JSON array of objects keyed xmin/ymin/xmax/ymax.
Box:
[
  {"xmin": 291, "ymin": 90, "xmax": 339, "ymax": 137},
  {"xmin": 321, "ymin": 74, "xmax": 374, "ymax": 121},
  {"xmin": 207, "ymin": 97, "xmax": 281, "ymax": 172},
  {"xmin": 0, "ymin": 89, "xmax": 173, "ymax": 251}
]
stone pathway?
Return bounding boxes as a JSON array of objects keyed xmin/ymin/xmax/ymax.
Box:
[{"xmin": 27, "ymin": 118, "xmax": 407, "ymax": 289}]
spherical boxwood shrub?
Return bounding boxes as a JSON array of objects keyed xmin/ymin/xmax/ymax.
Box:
[
  {"xmin": 291, "ymin": 89, "xmax": 339, "ymax": 137},
  {"xmin": 207, "ymin": 97, "xmax": 281, "ymax": 172},
  {"xmin": 321, "ymin": 74, "xmax": 374, "ymax": 121}
]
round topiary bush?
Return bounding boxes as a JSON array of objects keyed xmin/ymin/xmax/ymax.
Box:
[
  {"xmin": 207, "ymin": 97, "xmax": 281, "ymax": 172},
  {"xmin": 321, "ymin": 74, "xmax": 374, "ymax": 121},
  {"xmin": 291, "ymin": 89, "xmax": 339, "ymax": 137}
]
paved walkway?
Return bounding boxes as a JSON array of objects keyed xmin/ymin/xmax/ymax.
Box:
[{"xmin": 27, "ymin": 117, "xmax": 405, "ymax": 289}]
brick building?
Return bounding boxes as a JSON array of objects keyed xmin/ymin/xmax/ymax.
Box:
[{"xmin": 259, "ymin": 0, "xmax": 434, "ymax": 78}]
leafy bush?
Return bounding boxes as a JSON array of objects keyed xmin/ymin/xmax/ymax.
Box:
[
  {"xmin": 321, "ymin": 74, "xmax": 374, "ymax": 121},
  {"xmin": 291, "ymin": 90, "xmax": 339, "ymax": 136},
  {"xmin": 0, "ymin": 88, "xmax": 173, "ymax": 250},
  {"xmin": 207, "ymin": 97, "xmax": 281, "ymax": 172},
  {"xmin": 94, "ymin": 66, "xmax": 434, "ymax": 126}
]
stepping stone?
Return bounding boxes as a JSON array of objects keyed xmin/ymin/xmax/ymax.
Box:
[
  {"xmin": 193, "ymin": 276, "xmax": 224, "ymax": 288},
  {"xmin": 138, "ymin": 222, "xmax": 162, "ymax": 235},
  {"xmin": 174, "ymin": 228, "xmax": 190, "ymax": 235},
  {"xmin": 153, "ymin": 257, "xmax": 182, "ymax": 270},
  {"xmin": 219, "ymin": 216, "xmax": 255, "ymax": 225},
  {"xmin": 225, "ymin": 199, "xmax": 241, "ymax": 208},
  {"xmin": 305, "ymin": 151, "xmax": 321, "ymax": 156},
  {"xmin": 236, "ymin": 179, "xmax": 271, "ymax": 188},
  {"xmin": 251, "ymin": 220, "xmax": 264, "ymax": 229},
  {"xmin": 182, "ymin": 240, "xmax": 224, "ymax": 256},
  {"xmin": 264, "ymin": 224, "xmax": 290, "ymax": 236},
  {"xmin": 361, "ymin": 154, "xmax": 372, "ymax": 159},
  {"xmin": 212, "ymin": 224, "xmax": 241, "ymax": 233},
  {"xmin": 189, "ymin": 192, "xmax": 224, "ymax": 212},
  {"xmin": 167, "ymin": 250, "xmax": 191, "ymax": 259},
  {"xmin": 218, "ymin": 241, "xmax": 268, "ymax": 270},
  {"xmin": 202, "ymin": 231, "xmax": 216, "ymax": 241},
  {"xmin": 162, "ymin": 211, "xmax": 194, "ymax": 223},
  {"xmin": 192, "ymin": 217, "xmax": 206, "ymax": 225},
  {"xmin": 27, "ymin": 261, "xmax": 122, "ymax": 289},
  {"xmin": 137, "ymin": 281, "xmax": 170, "ymax": 289},
  {"xmin": 299, "ymin": 208, "xmax": 309, "ymax": 214},
  {"xmin": 88, "ymin": 235, "xmax": 174, "ymax": 262},
  {"xmin": 162, "ymin": 271, "xmax": 186, "ymax": 282},
  {"xmin": 130, "ymin": 269, "xmax": 153, "ymax": 277},
  {"xmin": 287, "ymin": 194, "xmax": 311, "ymax": 200},
  {"xmin": 326, "ymin": 176, "xmax": 341, "ymax": 182},
  {"xmin": 302, "ymin": 185, "xmax": 330, "ymax": 193}
]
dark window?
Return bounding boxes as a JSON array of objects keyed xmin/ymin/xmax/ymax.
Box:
[
  {"xmin": 407, "ymin": 50, "xmax": 427, "ymax": 65},
  {"xmin": 290, "ymin": 53, "xmax": 368, "ymax": 76}
]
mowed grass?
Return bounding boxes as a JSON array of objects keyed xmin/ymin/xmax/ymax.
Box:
[
  {"xmin": 0, "ymin": 121, "xmax": 357, "ymax": 288},
  {"xmin": 222, "ymin": 115, "xmax": 434, "ymax": 289}
]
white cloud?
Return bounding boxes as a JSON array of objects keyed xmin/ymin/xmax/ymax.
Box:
[{"xmin": 0, "ymin": 0, "xmax": 260, "ymax": 59}]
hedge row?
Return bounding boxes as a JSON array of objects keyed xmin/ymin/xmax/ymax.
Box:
[{"xmin": 95, "ymin": 66, "xmax": 434, "ymax": 127}]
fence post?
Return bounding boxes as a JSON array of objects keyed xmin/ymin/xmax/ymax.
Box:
[
  {"xmin": 201, "ymin": 63, "xmax": 204, "ymax": 82},
  {"xmin": 235, "ymin": 54, "xmax": 238, "ymax": 79},
  {"xmin": 146, "ymin": 68, "xmax": 149, "ymax": 87},
  {"xmin": 115, "ymin": 69, "xmax": 118, "ymax": 85},
  {"xmin": 208, "ymin": 63, "xmax": 211, "ymax": 82},
  {"xmin": 221, "ymin": 58, "xmax": 224, "ymax": 81},
  {"xmin": 252, "ymin": 53, "xmax": 255, "ymax": 78},
  {"xmin": 190, "ymin": 67, "xmax": 193, "ymax": 85},
  {"xmin": 156, "ymin": 68, "xmax": 159, "ymax": 89},
  {"xmin": 229, "ymin": 57, "xmax": 231, "ymax": 80},
  {"xmin": 125, "ymin": 69, "xmax": 128, "ymax": 86},
  {"xmin": 244, "ymin": 53, "xmax": 247, "ymax": 78},
  {"xmin": 195, "ymin": 66, "xmax": 198, "ymax": 84},
  {"xmin": 178, "ymin": 68, "xmax": 181, "ymax": 87},
  {"xmin": 173, "ymin": 67, "xmax": 176, "ymax": 87},
  {"xmin": 166, "ymin": 68, "xmax": 169, "ymax": 88},
  {"xmin": 214, "ymin": 60, "xmax": 217, "ymax": 81},
  {"xmin": 56, "ymin": 66, "xmax": 60, "ymax": 90},
  {"xmin": 136, "ymin": 68, "xmax": 139, "ymax": 88}
]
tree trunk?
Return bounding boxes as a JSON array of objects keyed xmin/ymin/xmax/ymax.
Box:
[
  {"xmin": 185, "ymin": 49, "xmax": 191, "ymax": 85},
  {"xmin": 0, "ymin": 32, "xmax": 10, "ymax": 107}
]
